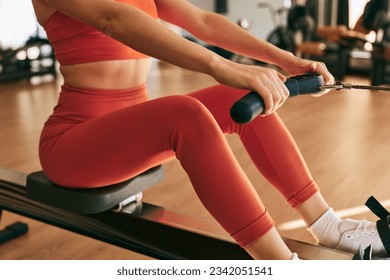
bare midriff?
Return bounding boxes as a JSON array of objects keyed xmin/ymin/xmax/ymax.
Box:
[{"xmin": 59, "ymin": 58, "xmax": 152, "ymax": 89}]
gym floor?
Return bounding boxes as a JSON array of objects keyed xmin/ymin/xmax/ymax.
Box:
[{"xmin": 1, "ymin": 60, "xmax": 390, "ymax": 259}]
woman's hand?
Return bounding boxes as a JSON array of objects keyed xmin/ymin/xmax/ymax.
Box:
[
  {"xmin": 279, "ymin": 55, "xmax": 335, "ymax": 97},
  {"xmin": 280, "ymin": 54, "xmax": 335, "ymax": 85},
  {"xmin": 211, "ymin": 58, "xmax": 289, "ymax": 115}
]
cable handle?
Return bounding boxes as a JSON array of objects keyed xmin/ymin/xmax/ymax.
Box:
[{"xmin": 230, "ymin": 74, "xmax": 325, "ymax": 124}]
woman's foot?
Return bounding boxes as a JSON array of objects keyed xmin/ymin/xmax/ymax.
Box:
[
  {"xmin": 332, "ymin": 218, "xmax": 384, "ymax": 254},
  {"xmin": 308, "ymin": 208, "xmax": 387, "ymax": 255}
]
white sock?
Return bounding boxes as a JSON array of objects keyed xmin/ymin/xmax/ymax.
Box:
[{"xmin": 308, "ymin": 208, "xmax": 342, "ymax": 248}]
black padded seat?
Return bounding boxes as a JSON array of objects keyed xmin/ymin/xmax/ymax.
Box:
[{"xmin": 25, "ymin": 166, "xmax": 164, "ymax": 214}]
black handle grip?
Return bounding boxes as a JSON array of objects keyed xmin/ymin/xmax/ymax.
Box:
[
  {"xmin": 230, "ymin": 74, "xmax": 325, "ymax": 124},
  {"xmin": 0, "ymin": 222, "xmax": 28, "ymax": 244}
]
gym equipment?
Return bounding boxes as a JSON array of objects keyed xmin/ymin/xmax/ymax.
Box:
[
  {"xmin": 319, "ymin": 83, "xmax": 390, "ymax": 91},
  {"xmin": 231, "ymin": 73, "xmax": 390, "ymax": 125},
  {"xmin": 365, "ymin": 196, "xmax": 390, "ymax": 256},
  {"xmin": 258, "ymin": 2, "xmax": 296, "ymax": 53},
  {"xmin": 353, "ymin": 196, "xmax": 390, "ymax": 260},
  {"xmin": 352, "ymin": 245, "xmax": 390, "ymax": 260},
  {"xmin": 0, "ymin": 165, "xmax": 355, "ymax": 260},
  {"xmin": 0, "ymin": 36, "xmax": 56, "ymax": 84},
  {"xmin": 230, "ymin": 74, "xmax": 325, "ymax": 124},
  {"xmin": 295, "ymin": 0, "xmax": 373, "ymax": 81},
  {"xmin": 369, "ymin": 0, "xmax": 390, "ymax": 85},
  {"xmin": 215, "ymin": 0, "xmax": 228, "ymax": 14},
  {"xmin": 0, "ymin": 221, "xmax": 28, "ymax": 245},
  {"xmin": 287, "ymin": 5, "xmax": 315, "ymax": 42}
]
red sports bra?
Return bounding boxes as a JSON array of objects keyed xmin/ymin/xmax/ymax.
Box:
[{"xmin": 43, "ymin": 0, "xmax": 158, "ymax": 65}]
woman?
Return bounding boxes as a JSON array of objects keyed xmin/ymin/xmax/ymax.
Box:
[{"xmin": 32, "ymin": 0, "xmax": 386, "ymax": 259}]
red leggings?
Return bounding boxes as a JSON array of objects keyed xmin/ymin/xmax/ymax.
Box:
[{"xmin": 39, "ymin": 83, "xmax": 319, "ymax": 248}]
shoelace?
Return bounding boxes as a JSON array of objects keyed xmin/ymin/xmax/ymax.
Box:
[{"xmin": 346, "ymin": 220, "xmax": 376, "ymax": 240}]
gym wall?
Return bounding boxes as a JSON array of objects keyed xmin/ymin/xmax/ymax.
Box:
[{"xmin": 188, "ymin": 0, "xmax": 286, "ymax": 40}]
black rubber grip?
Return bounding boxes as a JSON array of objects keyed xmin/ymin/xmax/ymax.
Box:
[
  {"xmin": 0, "ymin": 222, "xmax": 29, "ymax": 244},
  {"xmin": 230, "ymin": 74, "xmax": 325, "ymax": 124}
]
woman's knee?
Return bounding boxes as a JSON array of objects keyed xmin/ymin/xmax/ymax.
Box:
[
  {"xmin": 164, "ymin": 95, "xmax": 217, "ymax": 126},
  {"xmin": 159, "ymin": 95, "xmax": 224, "ymax": 149}
]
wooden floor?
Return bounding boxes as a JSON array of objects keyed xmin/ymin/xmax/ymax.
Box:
[{"xmin": 1, "ymin": 61, "xmax": 390, "ymax": 259}]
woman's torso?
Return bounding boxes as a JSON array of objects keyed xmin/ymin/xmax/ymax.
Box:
[{"xmin": 32, "ymin": 0, "xmax": 154, "ymax": 89}]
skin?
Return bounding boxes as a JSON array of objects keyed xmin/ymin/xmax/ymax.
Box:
[{"xmin": 32, "ymin": 0, "xmax": 333, "ymax": 259}]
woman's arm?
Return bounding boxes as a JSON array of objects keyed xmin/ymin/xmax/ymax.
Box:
[
  {"xmin": 155, "ymin": 0, "xmax": 334, "ymax": 84},
  {"xmin": 156, "ymin": 0, "xmax": 291, "ymax": 67}
]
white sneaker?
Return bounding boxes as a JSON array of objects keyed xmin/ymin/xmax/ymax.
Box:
[{"xmin": 334, "ymin": 218, "xmax": 386, "ymax": 255}]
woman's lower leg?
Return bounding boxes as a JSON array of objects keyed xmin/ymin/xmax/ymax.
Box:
[{"xmin": 245, "ymin": 227, "xmax": 294, "ymax": 260}]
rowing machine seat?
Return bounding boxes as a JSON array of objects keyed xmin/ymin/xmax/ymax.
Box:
[{"xmin": 25, "ymin": 166, "xmax": 164, "ymax": 214}]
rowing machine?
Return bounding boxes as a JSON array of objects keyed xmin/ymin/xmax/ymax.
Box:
[{"xmin": 0, "ymin": 166, "xmax": 353, "ymax": 260}]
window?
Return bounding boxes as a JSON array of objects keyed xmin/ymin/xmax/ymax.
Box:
[{"xmin": 0, "ymin": 0, "xmax": 41, "ymax": 49}]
